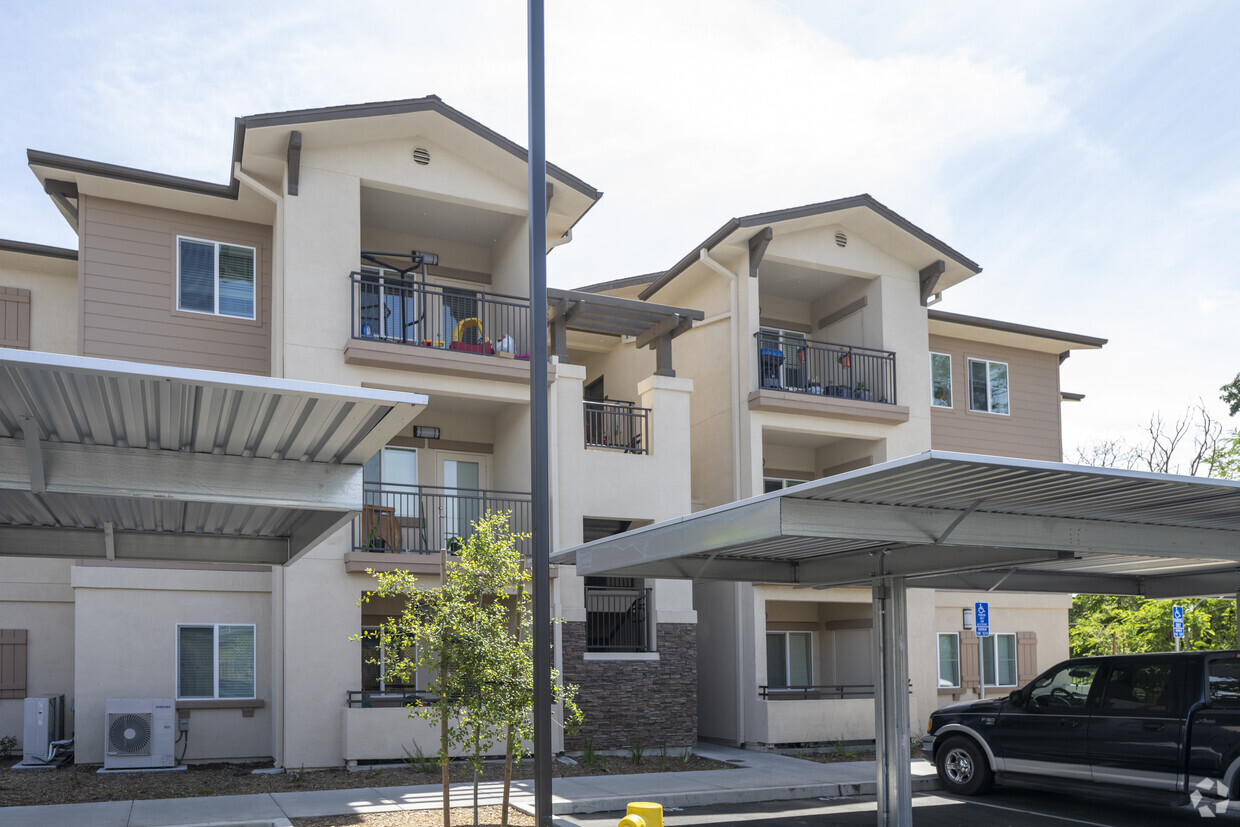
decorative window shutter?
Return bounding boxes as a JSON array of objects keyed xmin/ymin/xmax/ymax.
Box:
[
  {"xmin": 959, "ymin": 629, "xmax": 979, "ymax": 692},
  {"xmin": 0, "ymin": 629, "xmax": 28, "ymax": 698},
  {"xmin": 1016, "ymin": 631, "xmax": 1038, "ymax": 685},
  {"xmin": 0, "ymin": 287, "xmax": 31, "ymax": 350}
]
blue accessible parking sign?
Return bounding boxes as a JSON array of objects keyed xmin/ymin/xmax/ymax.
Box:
[
  {"xmin": 1173, "ymin": 604, "xmax": 1185, "ymax": 639},
  {"xmin": 975, "ymin": 602, "xmax": 990, "ymax": 637}
]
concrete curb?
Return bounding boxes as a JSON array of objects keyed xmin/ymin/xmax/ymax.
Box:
[{"xmin": 533, "ymin": 775, "xmax": 941, "ymax": 815}]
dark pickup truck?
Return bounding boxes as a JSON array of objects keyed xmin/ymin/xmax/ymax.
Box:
[{"xmin": 923, "ymin": 650, "xmax": 1240, "ymax": 806}]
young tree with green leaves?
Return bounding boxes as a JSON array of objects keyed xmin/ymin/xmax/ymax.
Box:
[{"xmin": 358, "ymin": 512, "xmax": 581, "ymax": 826}]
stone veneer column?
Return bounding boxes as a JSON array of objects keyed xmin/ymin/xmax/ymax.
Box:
[{"xmin": 561, "ymin": 621, "xmax": 698, "ymax": 752}]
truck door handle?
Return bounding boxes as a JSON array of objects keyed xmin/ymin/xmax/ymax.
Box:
[
  {"xmin": 1059, "ymin": 719, "xmax": 1080, "ymax": 728},
  {"xmin": 1142, "ymin": 722, "xmax": 1165, "ymax": 732}
]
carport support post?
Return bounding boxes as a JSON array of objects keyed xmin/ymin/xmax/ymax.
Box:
[{"xmin": 872, "ymin": 575, "xmax": 913, "ymax": 826}]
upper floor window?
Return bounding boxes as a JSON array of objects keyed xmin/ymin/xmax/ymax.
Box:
[
  {"xmin": 177, "ymin": 237, "xmax": 256, "ymax": 320},
  {"xmin": 930, "ymin": 353, "xmax": 952, "ymax": 408},
  {"xmin": 968, "ymin": 358, "xmax": 1009, "ymax": 415}
]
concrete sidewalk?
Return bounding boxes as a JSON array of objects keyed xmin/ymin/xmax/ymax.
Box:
[{"xmin": 0, "ymin": 744, "xmax": 940, "ymax": 827}]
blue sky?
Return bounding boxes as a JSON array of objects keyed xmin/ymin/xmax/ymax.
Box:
[{"xmin": 2, "ymin": 1, "xmax": 1237, "ymax": 459}]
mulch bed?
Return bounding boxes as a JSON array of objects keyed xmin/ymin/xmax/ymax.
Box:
[{"xmin": 0, "ymin": 753, "xmax": 732, "ymax": 808}]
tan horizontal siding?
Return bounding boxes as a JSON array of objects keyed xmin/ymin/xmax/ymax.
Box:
[
  {"xmin": 929, "ymin": 334, "xmax": 1062, "ymax": 461},
  {"xmin": 79, "ymin": 196, "xmax": 272, "ymax": 375}
]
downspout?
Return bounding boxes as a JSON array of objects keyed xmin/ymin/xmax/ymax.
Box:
[
  {"xmin": 546, "ymin": 228, "xmax": 572, "ymax": 252},
  {"xmin": 234, "ymin": 163, "xmax": 284, "ymax": 378},
  {"xmin": 699, "ymin": 247, "xmax": 747, "ymax": 746},
  {"xmin": 234, "ymin": 163, "xmax": 286, "ymax": 766}
]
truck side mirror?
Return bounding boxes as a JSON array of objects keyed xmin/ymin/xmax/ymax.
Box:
[{"xmin": 1008, "ymin": 689, "xmax": 1025, "ymax": 707}]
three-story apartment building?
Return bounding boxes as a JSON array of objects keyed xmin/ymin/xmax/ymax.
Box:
[
  {"xmin": 0, "ymin": 98, "xmax": 701, "ymax": 768},
  {"xmin": 579, "ymin": 197, "xmax": 1105, "ymax": 747}
]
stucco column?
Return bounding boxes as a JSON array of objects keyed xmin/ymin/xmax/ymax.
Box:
[{"xmin": 637, "ymin": 373, "xmax": 693, "ymax": 463}]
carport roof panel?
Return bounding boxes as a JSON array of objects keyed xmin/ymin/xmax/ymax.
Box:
[
  {"xmin": 554, "ymin": 452, "xmax": 1240, "ymax": 594},
  {"xmin": 0, "ymin": 349, "xmax": 427, "ymax": 463},
  {"xmin": 0, "ymin": 350, "xmax": 428, "ymax": 564}
]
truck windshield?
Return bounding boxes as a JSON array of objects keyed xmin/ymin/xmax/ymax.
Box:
[{"xmin": 1027, "ymin": 663, "xmax": 1098, "ymax": 711}]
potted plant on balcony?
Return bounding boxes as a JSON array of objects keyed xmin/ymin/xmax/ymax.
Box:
[
  {"xmin": 366, "ymin": 524, "xmax": 387, "ymax": 551},
  {"xmin": 854, "ymin": 381, "xmax": 871, "ymax": 402}
]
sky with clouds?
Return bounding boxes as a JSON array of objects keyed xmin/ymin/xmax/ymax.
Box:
[{"xmin": 2, "ymin": 0, "xmax": 1237, "ymax": 461}]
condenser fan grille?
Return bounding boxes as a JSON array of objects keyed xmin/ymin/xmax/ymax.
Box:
[{"xmin": 107, "ymin": 712, "xmax": 153, "ymax": 755}]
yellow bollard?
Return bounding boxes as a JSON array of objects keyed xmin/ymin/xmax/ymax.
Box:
[
  {"xmin": 625, "ymin": 801, "xmax": 663, "ymax": 827},
  {"xmin": 617, "ymin": 817, "xmax": 645, "ymax": 827}
]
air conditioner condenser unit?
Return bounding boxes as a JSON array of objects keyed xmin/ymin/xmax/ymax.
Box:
[
  {"xmin": 22, "ymin": 695, "xmax": 64, "ymax": 764},
  {"xmin": 103, "ymin": 699, "xmax": 177, "ymax": 770}
]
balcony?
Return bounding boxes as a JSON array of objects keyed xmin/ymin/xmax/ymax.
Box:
[
  {"xmin": 586, "ymin": 586, "xmax": 651, "ymax": 653},
  {"xmin": 345, "ymin": 272, "xmax": 539, "ymax": 384},
  {"xmin": 352, "ymin": 483, "xmax": 532, "ymax": 557},
  {"xmin": 756, "ymin": 332, "xmax": 896, "ymax": 402},
  {"xmin": 750, "ymin": 332, "xmax": 909, "ymax": 425},
  {"xmin": 759, "ymin": 683, "xmax": 876, "ymax": 700},
  {"xmin": 583, "ymin": 399, "xmax": 650, "ymax": 454}
]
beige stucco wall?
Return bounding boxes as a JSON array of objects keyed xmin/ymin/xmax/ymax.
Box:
[
  {"xmin": 0, "ymin": 250, "xmax": 79, "ymax": 355},
  {"xmin": 0, "ymin": 558, "xmax": 76, "ymax": 749},
  {"xmin": 71, "ymin": 564, "xmax": 273, "ymax": 764},
  {"xmin": 932, "ymin": 590, "xmax": 1072, "ymax": 703}
]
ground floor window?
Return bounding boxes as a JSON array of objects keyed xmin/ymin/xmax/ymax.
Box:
[
  {"xmin": 938, "ymin": 632, "xmax": 960, "ymax": 688},
  {"xmin": 766, "ymin": 631, "xmax": 813, "ymax": 688},
  {"xmin": 360, "ymin": 625, "xmax": 416, "ymax": 693},
  {"xmin": 981, "ymin": 633, "xmax": 1018, "ymax": 687},
  {"xmin": 177, "ymin": 624, "xmax": 255, "ymax": 700}
]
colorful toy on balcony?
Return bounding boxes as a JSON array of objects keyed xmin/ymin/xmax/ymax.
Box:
[{"xmin": 449, "ymin": 317, "xmax": 495, "ymax": 354}]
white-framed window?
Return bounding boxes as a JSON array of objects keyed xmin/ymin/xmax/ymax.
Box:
[
  {"xmin": 766, "ymin": 631, "xmax": 813, "ymax": 688},
  {"xmin": 176, "ymin": 623, "xmax": 255, "ymax": 700},
  {"xmin": 363, "ymin": 446, "xmax": 418, "ymax": 518},
  {"xmin": 937, "ymin": 632, "xmax": 960, "ymax": 688},
  {"xmin": 361, "ymin": 625, "xmax": 416, "ymax": 693},
  {"xmin": 930, "ymin": 353, "xmax": 952, "ymax": 408},
  {"xmin": 981, "ymin": 633, "xmax": 1017, "ymax": 687},
  {"xmin": 177, "ymin": 236, "xmax": 257, "ymax": 320},
  {"xmin": 763, "ymin": 477, "xmax": 806, "ymax": 493},
  {"xmin": 968, "ymin": 358, "xmax": 1009, "ymax": 415}
]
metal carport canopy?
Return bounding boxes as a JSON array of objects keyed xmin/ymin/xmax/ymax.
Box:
[
  {"xmin": 552, "ymin": 451, "xmax": 1240, "ymax": 826},
  {"xmin": 554, "ymin": 451, "xmax": 1240, "ymax": 598},
  {"xmin": 0, "ymin": 350, "xmax": 427, "ymax": 566}
]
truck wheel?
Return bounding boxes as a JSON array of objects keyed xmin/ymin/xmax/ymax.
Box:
[{"xmin": 936, "ymin": 735, "xmax": 993, "ymax": 795}]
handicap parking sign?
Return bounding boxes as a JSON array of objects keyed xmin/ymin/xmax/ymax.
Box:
[{"xmin": 975, "ymin": 602, "xmax": 990, "ymax": 637}]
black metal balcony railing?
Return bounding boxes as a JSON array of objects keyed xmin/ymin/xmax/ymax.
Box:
[
  {"xmin": 755, "ymin": 332, "xmax": 897, "ymax": 404},
  {"xmin": 350, "ymin": 272, "xmax": 532, "ymax": 357},
  {"xmin": 759, "ymin": 684, "xmax": 876, "ymax": 700},
  {"xmin": 355, "ymin": 483, "xmax": 532, "ymax": 556},
  {"xmin": 586, "ymin": 587, "xmax": 652, "ymax": 653},
  {"xmin": 583, "ymin": 399, "xmax": 650, "ymax": 454}
]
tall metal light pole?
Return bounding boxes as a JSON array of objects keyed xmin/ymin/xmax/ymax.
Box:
[{"xmin": 527, "ymin": 1, "xmax": 553, "ymax": 824}]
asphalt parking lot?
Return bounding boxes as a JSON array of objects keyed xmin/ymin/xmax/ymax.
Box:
[{"xmin": 560, "ymin": 787, "xmax": 1240, "ymax": 825}]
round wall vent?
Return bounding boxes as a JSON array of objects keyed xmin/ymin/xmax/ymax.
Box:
[
  {"xmin": 412, "ymin": 147, "xmax": 431, "ymax": 165},
  {"xmin": 835, "ymin": 231, "xmax": 848, "ymax": 248}
]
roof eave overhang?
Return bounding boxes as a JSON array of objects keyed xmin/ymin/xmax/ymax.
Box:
[
  {"xmin": 928, "ymin": 309, "xmax": 1107, "ymax": 352},
  {"xmin": 638, "ymin": 195, "xmax": 982, "ymax": 301}
]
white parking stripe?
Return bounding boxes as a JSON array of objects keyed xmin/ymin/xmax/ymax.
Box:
[{"xmin": 921, "ymin": 793, "xmax": 1122, "ymax": 826}]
